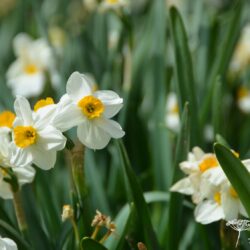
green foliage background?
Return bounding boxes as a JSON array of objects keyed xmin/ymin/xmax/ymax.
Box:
[{"xmin": 1, "ymin": 0, "xmax": 250, "ymax": 249}]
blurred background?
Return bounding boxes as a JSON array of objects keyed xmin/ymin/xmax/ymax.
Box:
[{"xmin": 1, "ymin": 0, "xmax": 250, "ymax": 249}]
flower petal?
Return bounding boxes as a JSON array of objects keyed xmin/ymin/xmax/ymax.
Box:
[
  {"xmin": 14, "ymin": 96, "xmax": 33, "ymax": 125},
  {"xmin": 33, "ymin": 104, "xmax": 58, "ymax": 129},
  {"xmin": 194, "ymin": 200, "xmax": 224, "ymax": 224},
  {"xmin": 77, "ymin": 121, "xmax": 111, "ymax": 149},
  {"xmin": 53, "ymin": 101, "xmax": 84, "ymax": 132},
  {"xmin": 94, "ymin": 90, "xmax": 123, "ymax": 118},
  {"xmin": 221, "ymin": 191, "xmax": 239, "ymax": 220},
  {"xmin": 10, "ymin": 144, "xmax": 33, "ymax": 167},
  {"xmin": 94, "ymin": 118, "xmax": 125, "ymax": 138},
  {"xmin": 8, "ymin": 72, "xmax": 45, "ymax": 98},
  {"xmin": 30, "ymin": 146, "xmax": 57, "ymax": 170},
  {"xmin": 13, "ymin": 165, "xmax": 36, "ymax": 185},
  {"xmin": 13, "ymin": 33, "xmax": 32, "ymax": 57},
  {"xmin": 66, "ymin": 72, "xmax": 92, "ymax": 102},
  {"xmin": 37, "ymin": 126, "xmax": 66, "ymax": 150},
  {"xmin": 0, "ymin": 181, "xmax": 12, "ymax": 199},
  {"xmin": 170, "ymin": 177, "xmax": 194, "ymax": 195}
]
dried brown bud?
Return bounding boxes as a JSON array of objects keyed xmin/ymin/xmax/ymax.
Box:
[{"xmin": 61, "ymin": 205, "xmax": 74, "ymax": 222}]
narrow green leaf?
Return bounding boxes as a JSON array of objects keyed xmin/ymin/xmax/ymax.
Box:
[
  {"xmin": 117, "ymin": 141, "xmax": 160, "ymax": 250},
  {"xmin": 81, "ymin": 237, "xmax": 108, "ymax": 250},
  {"xmin": 169, "ymin": 7, "xmax": 200, "ymax": 145},
  {"xmin": 200, "ymin": 1, "xmax": 242, "ymax": 125},
  {"xmin": 214, "ymin": 143, "xmax": 250, "ymax": 216},
  {"xmin": 0, "ymin": 219, "xmax": 30, "ymax": 250},
  {"xmin": 164, "ymin": 103, "xmax": 190, "ymax": 248}
]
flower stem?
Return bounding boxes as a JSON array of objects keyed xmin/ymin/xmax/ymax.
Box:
[
  {"xmin": 91, "ymin": 226, "xmax": 100, "ymax": 240},
  {"xmin": 70, "ymin": 218, "xmax": 80, "ymax": 247},
  {"xmin": 12, "ymin": 190, "xmax": 28, "ymax": 234},
  {"xmin": 99, "ymin": 231, "xmax": 111, "ymax": 244}
]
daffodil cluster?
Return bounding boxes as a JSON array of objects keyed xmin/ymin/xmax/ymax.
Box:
[
  {"xmin": 0, "ymin": 71, "xmax": 125, "ymax": 200},
  {"xmin": 171, "ymin": 147, "xmax": 249, "ymax": 224}
]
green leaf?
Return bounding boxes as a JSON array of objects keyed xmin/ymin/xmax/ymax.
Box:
[
  {"xmin": 81, "ymin": 237, "xmax": 108, "ymax": 250},
  {"xmin": 169, "ymin": 7, "xmax": 200, "ymax": 145},
  {"xmin": 200, "ymin": 1, "xmax": 242, "ymax": 126},
  {"xmin": 0, "ymin": 219, "xmax": 30, "ymax": 250},
  {"xmin": 214, "ymin": 143, "xmax": 250, "ymax": 216},
  {"xmin": 164, "ymin": 103, "xmax": 190, "ymax": 249},
  {"xmin": 117, "ymin": 141, "xmax": 160, "ymax": 250},
  {"xmin": 105, "ymin": 191, "xmax": 174, "ymax": 250}
]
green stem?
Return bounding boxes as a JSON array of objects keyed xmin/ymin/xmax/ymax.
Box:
[
  {"xmin": 70, "ymin": 218, "xmax": 80, "ymax": 247},
  {"xmin": 12, "ymin": 190, "xmax": 28, "ymax": 234}
]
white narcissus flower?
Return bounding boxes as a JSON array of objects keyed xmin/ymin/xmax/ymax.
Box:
[
  {"xmin": 54, "ymin": 72, "xmax": 125, "ymax": 149},
  {"xmin": 165, "ymin": 92, "xmax": 180, "ymax": 133},
  {"xmin": 11, "ymin": 96, "xmax": 66, "ymax": 170},
  {"xmin": 194, "ymin": 182, "xmax": 248, "ymax": 224},
  {"xmin": 0, "ymin": 127, "xmax": 35, "ymax": 199},
  {"xmin": 6, "ymin": 33, "xmax": 58, "ymax": 98},
  {"xmin": 170, "ymin": 147, "xmax": 219, "ymax": 204},
  {"xmin": 0, "ymin": 236, "xmax": 17, "ymax": 250},
  {"xmin": 171, "ymin": 147, "xmax": 250, "ymax": 224}
]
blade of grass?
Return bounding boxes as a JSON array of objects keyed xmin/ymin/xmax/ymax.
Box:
[
  {"xmin": 214, "ymin": 143, "xmax": 250, "ymax": 216},
  {"xmin": 117, "ymin": 140, "xmax": 160, "ymax": 250},
  {"xmin": 164, "ymin": 103, "xmax": 190, "ymax": 248}
]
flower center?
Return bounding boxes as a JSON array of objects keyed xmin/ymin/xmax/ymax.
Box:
[
  {"xmin": 78, "ymin": 95, "xmax": 104, "ymax": 119},
  {"xmin": 14, "ymin": 126, "xmax": 37, "ymax": 148},
  {"xmin": 24, "ymin": 64, "xmax": 38, "ymax": 75},
  {"xmin": 170, "ymin": 103, "xmax": 179, "ymax": 114},
  {"xmin": 0, "ymin": 111, "xmax": 16, "ymax": 128},
  {"xmin": 214, "ymin": 192, "xmax": 221, "ymax": 205},
  {"xmin": 199, "ymin": 155, "xmax": 218, "ymax": 173},
  {"xmin": 34, "ymin": 97, "xmax": 55, "ymax": 111},
  {"xmin": 229, "ymin": 187, "xmax": 238, "ymax": 198}
]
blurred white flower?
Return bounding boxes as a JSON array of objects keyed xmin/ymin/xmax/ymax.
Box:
[
  {"xmin": 6, "ymin": 33, "xmax": 57, "ymax": 98},
  {"xmin": 171, "ymin": 147, "xmax": 250, "ymax": 224},
  {"xmin": 194, "ymin": 182, "xmax": 247, "ymax": 224},
  {"xmin": 165, "ymin": 92, "xmax": 180, "ymax": 132},
  {"xmin": 170, "ymin": 147, "xmax": 219, "ymax": 204},
  {"xmin": 0, "ymin": 127, "xmax": 35, "ymax": 199},
  {"xmin": 203, "ymin": 124, "xmax": 214, "ymax": 142},
  {"xmin": 11, "ymin": 96, "xmax": 66, "ymax": 170},
  {"xmin": 230, "ymin": 24, "xmax": 250, "ymax": 74},
  {"xmin": 0, "ymin": 236, "xmax": 17, "ymax": 250},
  {"xmin": 237, "ymin": 86, "xmax": 250, "ymax": 114},
  {"xmin": 54, "ymin": 72, "xmax": 125, "ymax": 149}
]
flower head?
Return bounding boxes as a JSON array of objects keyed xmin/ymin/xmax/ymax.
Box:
[
  {"xmin": 171, "ymin": 147, "xmax": 250, "ymax": 224},
  {"xmin": 6, "ymin": 33, "xmax": 57, "ymax": 98},
  {"xmin": 0, "ymin": 127, "xmax": 35, "ymax": 199},
  {"xmin": 11, "ymin": 96, "xmax": 66, "ymax": 169},
  {"xmin": 165, "ymin": 92, "xmax": 180, "ymax": 132},
  {"xmin": 54, "ymin": 72, "xmax": 125, "ymax": 149}
]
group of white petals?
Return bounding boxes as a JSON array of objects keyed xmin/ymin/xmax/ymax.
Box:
[
  {"xmin": 0, "ymin": 71, "xmax": 125, "ymax": 201},
  {"xmin": 171, "ymin": 147, "xmax": 249, "ymax": 224}
]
